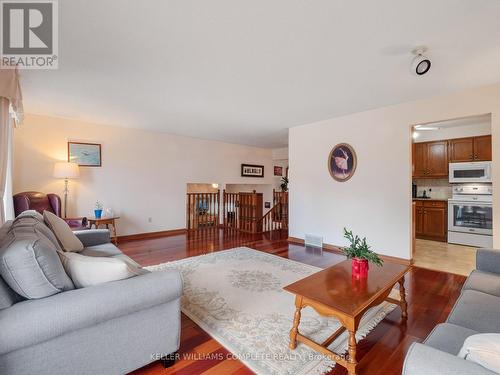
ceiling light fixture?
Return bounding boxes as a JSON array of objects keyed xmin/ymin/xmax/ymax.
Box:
[
  {"xmin": 411, "ymin": 46, "xmax": 431, "ymax": 76},
  {"xmin": 414, "ymin": 125, "xmax": 439, "ymax": 131}
]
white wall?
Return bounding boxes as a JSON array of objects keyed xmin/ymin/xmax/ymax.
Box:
[
  {"xmin": 414, "ymin": 116, "xmax": 491, "ymax": 142},
  {"xmin": 290, "ymin": 84, "xmax": 500, "ymax": 260},
  {"xmin": 13, "ymin": 114, "xmax": 275, "ymax": 235}
]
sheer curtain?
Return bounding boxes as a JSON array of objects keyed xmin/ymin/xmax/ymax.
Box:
[
  {"xmin": 0, "ymin": 98, "xmax": 11, "ymax": 224},
  {"xmin": 0, "ymin": 67, "xmax": 23, "ymax": 224}
]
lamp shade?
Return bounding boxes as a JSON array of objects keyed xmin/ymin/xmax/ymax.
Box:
[{"xmin": 53, "ymin": 162, "xmax": 80, "ymax": 179}]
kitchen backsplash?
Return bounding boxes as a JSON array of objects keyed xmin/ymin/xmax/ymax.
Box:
[{"xmin": 413, "ymin": 178, "xmax": 452, "ymax": 199}]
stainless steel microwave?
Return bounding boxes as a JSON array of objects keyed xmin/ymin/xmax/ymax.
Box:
[{"xmin": 449, "ymin": 162, "xmax": 492, "ymax": 183}]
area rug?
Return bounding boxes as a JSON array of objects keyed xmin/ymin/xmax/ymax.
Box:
[{"xmin": 146, "ymin": 247, "xmax": 399, "ymax": 375}]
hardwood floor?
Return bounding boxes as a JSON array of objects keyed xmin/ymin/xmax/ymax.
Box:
[
  {"xmin": 413, "ymin": 238, "xmax": 476, "ymax": 276},
  {"xmin": 122, "ymin": 229, "xmax": 466, "ymax": 375}
]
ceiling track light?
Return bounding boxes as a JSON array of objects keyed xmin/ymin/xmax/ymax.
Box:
[{"xmin": 411, "ymin": 46, "xmax": 431, "ymax": 76}]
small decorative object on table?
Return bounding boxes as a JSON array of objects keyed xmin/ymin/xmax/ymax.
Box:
[
  {"xmin": 94, "ymin": 201, "xmax": 103, "ymax": 219},
  {"xmin": 342, "ymin": 228, "xmax": 383, "ymax": 278}
]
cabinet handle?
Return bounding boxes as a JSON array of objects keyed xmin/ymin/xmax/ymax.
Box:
[
  {"xmin": 474, "ymin": 155, "xmax": 478, "ymax": 159},
  {"xmin": 469, "ymin": 154, "xmax": 473, "ymax": 160}
]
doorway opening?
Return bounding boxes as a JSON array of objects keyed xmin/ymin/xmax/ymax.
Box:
[{"xmin": 411, "ymin": 114, "xmax": 492, "ymax": 275}]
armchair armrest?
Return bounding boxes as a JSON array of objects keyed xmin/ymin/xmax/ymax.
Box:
[
  {"xmin": 74, "ymin": 229, "xmax": 111, "ymax": 247},
  {"xmin": 403, "ymin": 343, "xmax": 495, "ymax": 375},
  {"xmin": 64, "ymin": 216, "xmax": 88, "ymax": 229},
  {"xmin": 476, "ymin": 249, "xmax": 500, "ymax": 274},
  {"xmin": 0, "ymin": 270, "xmax": 182, "ymax": 355}
]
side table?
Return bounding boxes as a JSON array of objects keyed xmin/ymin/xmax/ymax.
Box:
[{"xmin": 87, "ymin": 216, "xmax": 120, "ymax": 245}]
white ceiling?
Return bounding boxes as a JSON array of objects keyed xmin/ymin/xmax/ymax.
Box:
[{"xmin": 21, "ymin": 0, "xmax": 500, "ymax": 148}]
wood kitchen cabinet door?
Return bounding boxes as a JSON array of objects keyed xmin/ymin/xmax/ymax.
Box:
[
  {"xmin": 423, "ymin": 207, "xmax": 447, "ymax": 240},
  {"xmin": 449, "ymin": 137, "xmax": 474, "ymax": 162},
  {"xmin": 426, "ymin": 141, "xmax": 448, "ymax": 177},
  {"xmin": 413, "ymin": 142, "xmax": 427, "ymax": 178},
  {"xmin": 415, "ymin": 207, "xmax": 424, "ymax": 236},
  {"xmin": 473, "ymin": 135, "xmax": 492, "ymax": 161}
]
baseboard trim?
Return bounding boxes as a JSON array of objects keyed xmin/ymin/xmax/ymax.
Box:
[
  {"xmin": 118, "ymin": 228, "xmax": 187, "ymax": 242},
  {"xmin": 287, "ymin": 236, "xmax": 412, "ymax": 266}
]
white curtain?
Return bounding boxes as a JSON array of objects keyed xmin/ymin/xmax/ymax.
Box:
[
  {"xmin": 0, "ymin": 67, "xmax": 22, "ymax": 224},
  {"xmin": 0, "ymin": 98, "xmax": 10, "ymax": 224}
]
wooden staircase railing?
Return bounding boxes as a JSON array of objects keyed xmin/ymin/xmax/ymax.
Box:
[
  {"xmin": 257, "ymin": 201, "xmax": 288, "ymax": 233},
  {"xmin": 186, "ymin": 191, "xmax": 220, "ymax": 230}
]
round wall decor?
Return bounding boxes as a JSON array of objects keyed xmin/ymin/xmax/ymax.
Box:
[{"xmin": 328, "ymin": 143, "xmax": 357, "ymax": 182}]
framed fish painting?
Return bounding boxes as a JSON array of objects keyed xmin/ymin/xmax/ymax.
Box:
[
  {"xmin": 68, "ymin": 142, "xmax": 102, "ymax": 167},
  {"xmin": 328, "ymin": 143, "xmax": 356, "ymax": 182}
]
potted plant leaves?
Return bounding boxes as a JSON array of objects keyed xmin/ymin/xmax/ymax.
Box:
[{"xmin": 342, "ymin": 228, "xmax": 383, "ymax": 277}]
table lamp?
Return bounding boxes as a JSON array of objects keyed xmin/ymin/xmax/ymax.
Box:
[{"xmin": 53, "ymin": 162, "xmax": 79, "ymax": 218}]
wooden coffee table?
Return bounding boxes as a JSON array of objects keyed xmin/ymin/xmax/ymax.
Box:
[{"xmin": 284, "ymin": 260, "xmax": 410, "ymax": 375}]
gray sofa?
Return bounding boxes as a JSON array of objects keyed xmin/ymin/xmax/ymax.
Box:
[
  {"xmin": 403, "ymin": 249, "xmax": 500, "ymax": 375},
  {"xmin": 0, "ymin": 215, "xmax": 182, "ymax": 375}
]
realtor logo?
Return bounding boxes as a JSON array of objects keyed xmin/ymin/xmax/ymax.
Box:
[{"xmin": 0, "ymin": 0, "xmax": 58, "ymax": 69}]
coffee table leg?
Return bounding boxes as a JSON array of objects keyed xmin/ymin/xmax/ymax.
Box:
[
  {"xmin": 347, "ymin": 330, "xmax": 357, "ymax": 375},
  {"xmin": 398, "ymin": 276, "xmax": 408, "ymax": 319},
  {"xmin": 289, "ymin": 296, "xmax": 303, "ymax": 349}
]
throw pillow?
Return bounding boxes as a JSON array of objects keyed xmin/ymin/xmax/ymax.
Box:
[
  {"xmin": 43, "ymin": 211, "xmax": 84, "ymax": 252},
  {"xmin": 58, "ymin": 252, "xmax": 141, "ymax": 288},
  {"xmin": 0, "ymin": 230, "xmax": 74, "ymax": 299},
  {"xmin": 16, "ymin": 210, "xmax": 44, "ymax": 222},
  {"xmin": 458, "ymin": 333, "xmax": 500, "ymax": 373},
  {"xmin": 12, "ymin": 213, "xmax": 63, "ymax": 251}
]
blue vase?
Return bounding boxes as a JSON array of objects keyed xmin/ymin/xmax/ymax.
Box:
[{"xmin": 94, "ymin": 209, "xmax": 102, "ymax": 219}]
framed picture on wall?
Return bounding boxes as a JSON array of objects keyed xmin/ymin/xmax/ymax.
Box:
[
  {"xmin": 328, "ymin": 143, "xmax": 357, "ymax": 182},
  {"xmin": 241, "ymin": 164, "xmax": 264, "ymax": 177},
  {"xmin": 68, "ymin": 142, "xmax": 102, "ymax": 167},
  {"xmin": 274, "ymin": 166, "xmax": 283, "ymax": 176}
]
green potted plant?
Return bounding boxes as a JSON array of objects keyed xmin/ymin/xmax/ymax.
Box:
[
  {"xmin": 280, "ymin": 176, "xmax": 289, "ymax": 192},
  {"xmin": 342, "ymin": 228, "xmax": 383, "ymax": 277}
]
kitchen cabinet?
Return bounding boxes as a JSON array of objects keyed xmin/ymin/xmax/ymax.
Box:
[
  {"xmin": 412, "ymin": 141, "xmax": 448, "ymax": 178},
  {"xmin": 473, "ymin": 135, "xmax": 492, "ymax": 161},
  {"xmin": 448, "ymin": 135, "xmax": 492, "ymax": 162},
  {"xmin": 414, "ymin": 200, "xmax": 447, "ymax": 242},
  {"xmin": 449, "ymin": 137, "xmax": 474, "ymax": 162}
]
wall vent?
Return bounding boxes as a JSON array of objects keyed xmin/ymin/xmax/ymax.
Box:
[{"xmin": 304, "ymin": 234, "xmax": 323, "ymax": 248}]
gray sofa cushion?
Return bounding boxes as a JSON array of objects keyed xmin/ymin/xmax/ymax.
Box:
[
  {"xmin": 16, "ymin": 210, "xmax": 44, "ymax": 223},
  {"xmin": 424, "ymin": 323, "xmax": 479, "ymax": 355},
  {"xmin": 74, "ymin": 229, "xmax": 111, "ymax": 248},
  {"xmin": 476, "ymin": 249, "xmax": 500, "ymax": 275},
  {"xmin": 0, "ymin": 224, "xmax": 74, "ymax": 299},
  {"xmin": 9, "ymin": 214, "xmax": 62, "ymax": 252},
  {"xmin": 448, "ymin": 290, "xmax": 500, "ymax": 333},
  {"xmin": 403, "ymin": 343, "xmax": 496, "ymax": 375},
  {"xmin": 0, "ymin": 221, "xmax": 21, "ymax": 309},
  {"xmin": 80, "ymin": 243, "xmax": 122, "ymax": 257},
  {"xmin": 0, "ymin": 276, "xmax": 22, "ymax": 310},
  {"xmin": 463, "ymin": 270, "xmax": 500, "ymax": 297}
]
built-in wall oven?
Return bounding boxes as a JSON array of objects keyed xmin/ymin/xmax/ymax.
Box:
[
  {"xmin": 448, "ymin": 184, "xmax": 493, "ymax": 248},
  {"xmin": 449, "ymin": 161, "xmax": 492, "ymax": 183}
]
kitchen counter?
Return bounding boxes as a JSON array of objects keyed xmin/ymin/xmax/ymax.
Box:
[{"xmin": 413, "ymin": 198, "xmax": 449, "ymax": 201}]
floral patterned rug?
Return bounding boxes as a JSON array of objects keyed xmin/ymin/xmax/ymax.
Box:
[{"xmin": 146, "ymin": 247, "xmax": 398, "ymax": 375}]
